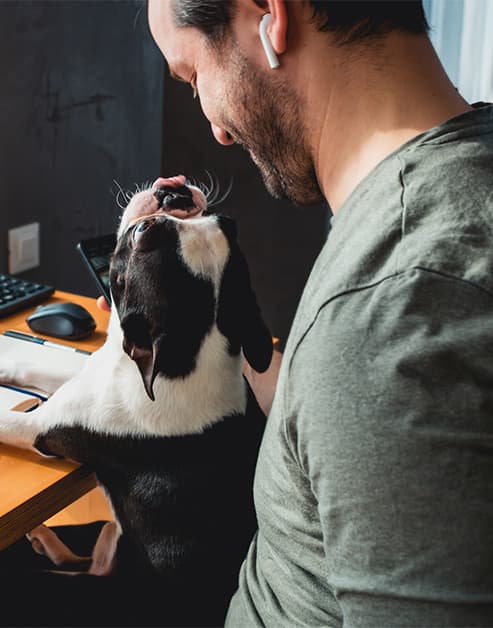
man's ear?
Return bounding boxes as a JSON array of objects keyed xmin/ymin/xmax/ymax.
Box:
[
  {"xmin": 241, "ymin": 0, "xmax": 288, "ymax": 57},
  {"xmin": 264, "ymin": 0, "xmax": 288, "ymax": 56}
]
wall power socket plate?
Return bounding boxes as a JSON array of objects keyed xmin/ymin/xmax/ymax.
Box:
[{"xmin": 8, "ymin": 222, "xmax": 40, "ymax": 274}]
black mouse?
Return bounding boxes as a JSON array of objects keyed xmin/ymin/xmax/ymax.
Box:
[{"xmin": 26, "ymin": 302, "xmax": 96, "ymax": 340}]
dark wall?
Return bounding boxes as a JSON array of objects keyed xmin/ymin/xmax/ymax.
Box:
[
  {"xmin": 162, "ymin": 76, "xmax": 329, "ymax": 347},
  {"xmin": 0, "ymin": 0, "xmax": 164, "ymax": 298},
  {"xmin": 0, "ymin": 0, "xmax": 329, "ymax": 348}
]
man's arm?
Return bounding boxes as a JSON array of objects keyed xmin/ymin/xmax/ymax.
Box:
[{"xmin": 243, "ymin": 348, "xmax": 282, "ymax": 416}]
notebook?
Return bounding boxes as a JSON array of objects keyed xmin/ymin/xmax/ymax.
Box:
[{"xmin": 0, "ymin": 334, "xmax": 89, "ymax": 411}]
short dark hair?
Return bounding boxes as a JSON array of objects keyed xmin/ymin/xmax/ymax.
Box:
[
  {"xmin": 171, "ymin": 0, "xmax": 235, "ymax": 46},
  {"xmin": 172, "ymin": 0, "xmax": 429, "ymax": 46},
  {"xmin": 310, "ymin": 1, "xmax": 429, "ymax": 44}
]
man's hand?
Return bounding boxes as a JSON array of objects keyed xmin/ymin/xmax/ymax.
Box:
[{"xmin": 97, "ymin": 296, "xmax": 111, "ymax": 312}]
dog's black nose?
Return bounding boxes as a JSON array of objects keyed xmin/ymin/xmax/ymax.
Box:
[{"xmin": 154, "ymin": 185, "xmax": 194, "ymax": 210}]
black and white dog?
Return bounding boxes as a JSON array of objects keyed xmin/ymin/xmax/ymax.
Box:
[{"xmin": 0, "ymin": 177, "xmax": 272, "ymax": 619}]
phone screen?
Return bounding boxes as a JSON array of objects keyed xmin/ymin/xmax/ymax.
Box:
[{"xmin": 76, "ymin": 233, "xmax": 116, "ymax": 305}]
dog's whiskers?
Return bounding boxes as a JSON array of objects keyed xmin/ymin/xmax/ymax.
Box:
[
  {"xmin": 208, "ymin": 174, "xmax": 233, "ymax": 209},
  {"xmin": 192, "ymin": 171, "xmax": 233, "ymax": 210},
  {"xmin": 134, "ymin": 181, "xmax": 153, "ymax": 194},
  {"xmin": 114, "ymin": 176, "xmax": 233, "ymax": 217},
  {"xmin": 115, "ymin": 181, "xmax": 154, "ymax": 211},
  {"xmin": 113, "ymin": 180, "xmax": 132, "ymax": 211}
]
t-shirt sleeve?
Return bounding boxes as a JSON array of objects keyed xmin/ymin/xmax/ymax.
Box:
[{"xmin": 287, "ymin": 268, "xmax": 493, "ymax": 627}]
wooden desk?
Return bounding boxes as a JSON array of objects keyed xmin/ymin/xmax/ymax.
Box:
[{"xmin": 0, "ymin": 291, "xmax": 111, "ymax": 550}]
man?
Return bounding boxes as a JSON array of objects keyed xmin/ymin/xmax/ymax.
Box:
[{"xmin": 140, "ymin": 0, "xmax": 493, "ymax": 625}]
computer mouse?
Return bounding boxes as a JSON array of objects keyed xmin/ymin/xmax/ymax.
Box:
[{"xmin": 26, "ymin": 302, "xmax": 96, "ymax": 340}]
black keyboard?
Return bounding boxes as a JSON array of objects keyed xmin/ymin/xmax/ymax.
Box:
[{"xmin": 0, "ymin": 273, "xmax": 54, "ymax": 318}]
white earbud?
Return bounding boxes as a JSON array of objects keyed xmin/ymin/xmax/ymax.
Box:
[{"xmin": 259, "ymin": 14, "xmax": 280, "ymax": 69}]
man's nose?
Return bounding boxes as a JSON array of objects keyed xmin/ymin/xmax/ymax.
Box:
[{"xmin": 211, "ymin": 123, "xmax": 235, "ymax": 146}]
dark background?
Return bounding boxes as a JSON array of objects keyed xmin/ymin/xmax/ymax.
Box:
[{"xmin": 0, "ymin": 0, "xmax": 329, "ymax": 348}]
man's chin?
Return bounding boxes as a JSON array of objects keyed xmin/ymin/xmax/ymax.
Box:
[
  {"xmin": 259, "ymin": 168, "xmax": 321, "ymax": 207},
  {"xmin": 262, "ymin": 172, "xmax": 286, "ymax": 201},
  {"xmin": 252, "ymin": 153, "xmax": 324, "ymax": 206},
  {"xmin": 251, "ymin": 157, "xmax": 285, "ymax": 200}
]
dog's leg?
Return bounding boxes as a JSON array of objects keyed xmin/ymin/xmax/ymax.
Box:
[
  {"xmin": 0, "ymin": 342, "xmax": 126, "ymax": 451},
  {"xmin": 0, "ymin": 329, "xmax": 148, "ymax": 454},
  {"xmin": 0, "ymin": 357, "xmax": 79, "ymax": 396}
]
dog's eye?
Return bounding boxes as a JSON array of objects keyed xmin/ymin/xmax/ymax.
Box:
[{"xmin": 132, "ymin": 218, "xmax": 156, "ymax": 244}]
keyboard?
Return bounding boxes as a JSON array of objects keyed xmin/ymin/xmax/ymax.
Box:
[{"xmin": 0, "ymin": 273, "xmax": 54, "ymax": 318}]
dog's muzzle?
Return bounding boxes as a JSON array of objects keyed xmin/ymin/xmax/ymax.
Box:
[{"xmin": 154, "ymin": 185, "xmax": 195, "ymax": 211}]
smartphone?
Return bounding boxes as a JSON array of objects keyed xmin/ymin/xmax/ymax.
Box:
[{"xmin": 76, "ymin": 233, "xmax": 117, "ymax": 305}]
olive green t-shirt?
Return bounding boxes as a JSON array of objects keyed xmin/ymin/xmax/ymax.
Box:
[{"xmin": 226, "ymin": 104, "xmax": 493, "ymax": 627}]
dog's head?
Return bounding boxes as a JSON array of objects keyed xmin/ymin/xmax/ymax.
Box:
[{"xmin": 110, "ymin": 180, "xmax": 272, "ymax": 401}]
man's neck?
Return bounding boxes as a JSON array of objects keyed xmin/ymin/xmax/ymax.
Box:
[{"xmin": 307, "ymin": 32, "xmax": 472, "ymax": 213}]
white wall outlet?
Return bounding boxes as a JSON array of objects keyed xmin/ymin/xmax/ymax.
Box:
[{"xmin": 8, "ymin": 222, "xmax": 40, "ymax": 274}]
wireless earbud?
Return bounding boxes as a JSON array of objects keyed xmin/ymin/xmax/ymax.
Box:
[{"xmin": 259, "ymin": 14, "xmax": 280, "ymax": 69}]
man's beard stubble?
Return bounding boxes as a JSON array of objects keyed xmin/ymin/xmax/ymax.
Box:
[{"xmin": 222, "ymin": 51, "xmax": 324, "ymax": 207}]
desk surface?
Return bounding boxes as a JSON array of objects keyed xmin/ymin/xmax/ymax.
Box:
[
  {"xmin": 0, "ymin": 290, "xmax": 110, "ymax": 550},
  {"xmin": 0, "ymin": 290, "xmax": 109, "ymax": 353}
]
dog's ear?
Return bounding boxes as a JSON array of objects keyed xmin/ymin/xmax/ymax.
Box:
[
  {"xmin": 216, "ymin": 218, "xmax": 273, "ymax": 373},
  {"xmin": 239, "ymin": 281, "xmax": 273, "ymax": 373},
  {"xmin": 121, "ymin": 314, "xmax": 159, "ymax": 401}
]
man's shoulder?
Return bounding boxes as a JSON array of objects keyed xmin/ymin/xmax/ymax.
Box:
[
  {"xmin": 399, "ymin": 103, "xmax": 493, "ymax": 220},
  {"xmin": 397, "ymin": 116, "xmax": 493, "ymax": 293},
  {"xmin": 322, "ymin": 109, "xmax": 493, "ymax": 297},
  {"xmin": 287, "ymin": 105, "xmax": 493, "ymax": 356}
]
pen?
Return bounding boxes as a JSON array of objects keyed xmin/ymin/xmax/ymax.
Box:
[
  {"xmin": 0, "ymin": 383, "xmax": 48, "ymax": 402},
  {"xmin": 3, "ymin": 329, "xmax": 91, "ymax": 355}
]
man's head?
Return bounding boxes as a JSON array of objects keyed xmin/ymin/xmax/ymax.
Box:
[
  {"xmin": 148, "ymin": 1, "xmax": 428, "ymax": 207},
  {"xmin": 171, "ymin": 1, "xmax": 428, "ymax": 45}
]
